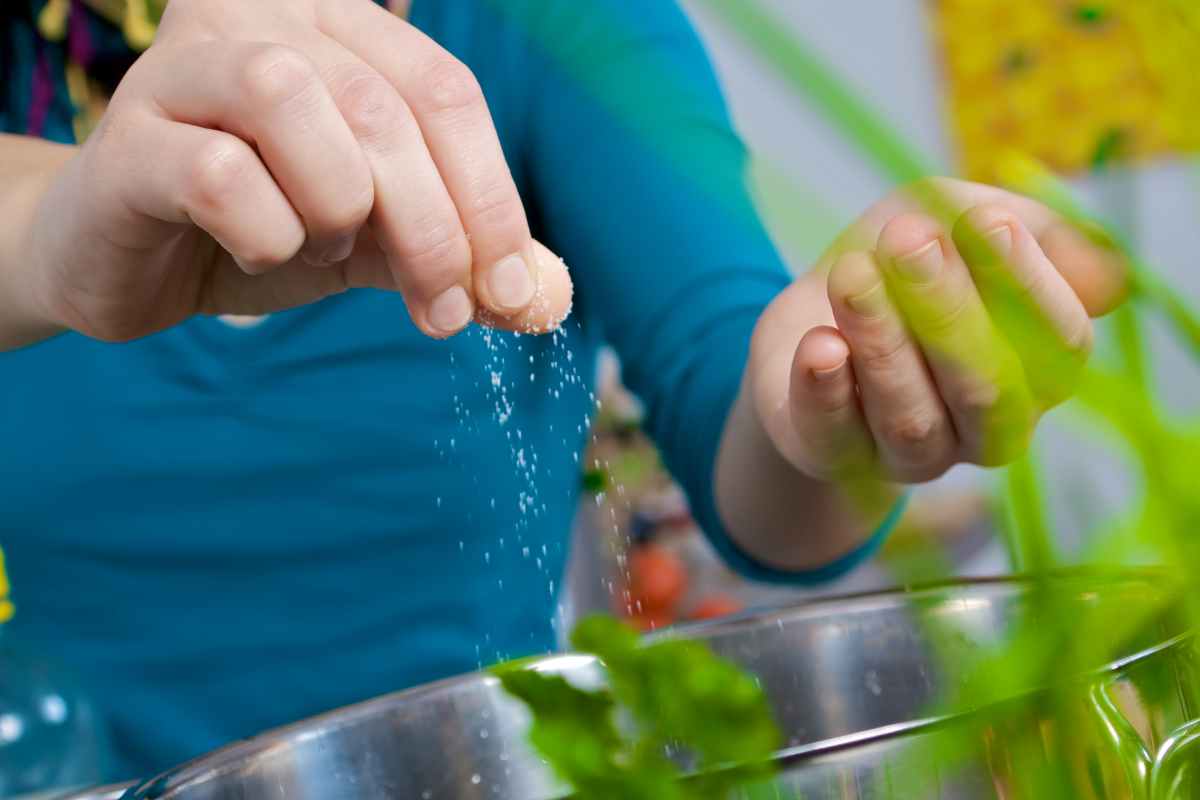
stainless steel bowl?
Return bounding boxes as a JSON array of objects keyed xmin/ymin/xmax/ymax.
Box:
[
  {"xmin": 52, "ymin": 784, "xmax": 135, "ymax": 800},
  {"xmin": 117, "ymin": 574, "xmax": 1197, "ymax": 800}
]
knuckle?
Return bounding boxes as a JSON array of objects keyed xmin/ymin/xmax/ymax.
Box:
[
  {"xmin": 971, "ymin": 422, "xmax": 1034, "ymax": 467},
  {"xmin": 240, "ymin": 46, "xmax": 318, "ymax": 109},
  {"xmin": 239, "ymin": 236, "xmax": 302, "ymax": 271},
  {"xmin": 810, "ymin": 385, "xmax": 852, "ymax": 416},
  {"xmin": 397, "ymin": 217, "xmax": 471, "ymax": 278},
  {"xmin": 188, "ymin": 139, "xmax": 255, "ymax": 211},
  {"xmin": 855, "ymin": 331, "xmax": 910, "ymax": 373},
  {"xmin": 335, "ymin": 72, "xmax": 406, "ymax": 144},
  {"xmin": 963, "ymin": 391, "xmax": 1036, "ymax": 466},
  {"xmin": 320, "ymin": 185, "xmax": 374, "ymax": 239},
  {"xmin": 922, "ymin": 291, "xmax": 971, "ymax": 336},
  {"xmin": 466, "ymin": 178, "xmax": 523, "ymax": 230},
  {"xmin": 416, "ymin": 57, "xmax": 484, "ymax": 114},
  {"xmin": 956, "ymin": 378, "xmax": 1004, "ymax": 417},
  {"xmin": 880, "ymin": 411, "xmax": 942, "ymax": 454}
]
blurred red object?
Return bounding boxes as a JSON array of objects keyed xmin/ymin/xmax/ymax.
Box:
[
  {"xmin": 627, "ymin": 545, "xmax": 688, "ymax": 614},
  {"xmin": 689, "ymin": 594, "xmax": 743, "ymax": 621},
  {"xmin": 628, "ymin": 611, "xmax": 675, "ymax": 632}
]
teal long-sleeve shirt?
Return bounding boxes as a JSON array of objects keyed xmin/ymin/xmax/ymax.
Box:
[{"xmin": 1, "ymin": 0, "xmax": 887, "ymax": 780}]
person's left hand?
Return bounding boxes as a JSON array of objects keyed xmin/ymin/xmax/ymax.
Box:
[{"xmin": 752, "ymin": 178, "xmax": 1128, "ymax": 487}]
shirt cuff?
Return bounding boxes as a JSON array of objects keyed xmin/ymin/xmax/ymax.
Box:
[{"xmin": 698, "ymin": 492, "xmax": 910, "ymax": 586}]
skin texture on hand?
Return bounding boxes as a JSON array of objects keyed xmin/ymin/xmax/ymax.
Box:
[
  {"xmin": 0, "ymin": 136, "xmax": 77, "ymax": 350},
  {"xmin": 3, "ymin": 0, "xmax": 571, "ymax": 352},
  {"xmin": 717, "ymin": 178, "xmax": 1128, "ymax": 573}
]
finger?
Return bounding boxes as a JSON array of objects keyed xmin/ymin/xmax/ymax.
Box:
[
  {"xmin": 201, "ymin": 229, "xmax": 394, "ymax": 318},
  {"xmin": 473, "ymin": 241, "xmax": 574, "ymax": 334},
  {"xmin": 306, "ymin": 38, "xmax": 474, "ymax": 337},
  {"xmin": 1037, "ymin": 219, "xmax": 1130, "ymax": 317},
  {"xmin": 876, "ymin": 214, "xmax": 1036, "ymax": 466},
  {"xmin": 827, "ymin": 251, "xmax": 957, "ymax": 482},
  {"xmin": 954, "ymin": 205, "xmax": 1093, "ymax": 408},
  {"xmin": 820, "ymin": 178, "xmax": 1129, "ymax": 316},
  {"xmin": 788, "ymin": 325, "xmax": 876, "ymax": 481},
  {"xmin": 122, "ymin": 117, "xmax": 305, "ymax": 274},
  {"xmin": 143, "ymin": 42, "xmax": 374, "ymax": 267},
  {"xmin": 317, "ymin": 0, "xmax": 541, "ymax": 318}
]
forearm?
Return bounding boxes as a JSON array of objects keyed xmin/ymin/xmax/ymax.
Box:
[
  {"xmin": 714, "ymin": 273, "xmax": 900, "ymax": 571},
  {"xmin": 0, "ymin": 134, "xmax": 74, "ymax": 351}
]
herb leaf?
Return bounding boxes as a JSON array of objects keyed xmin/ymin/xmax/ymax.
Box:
[{"xmin": 496, "ymin": 614, "xmax": 781, "ymax": 799}]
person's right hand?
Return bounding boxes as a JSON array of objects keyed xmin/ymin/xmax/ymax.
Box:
[{"xmin": 24, "ymin": 0, "xmax": 572, "ymax": 342}]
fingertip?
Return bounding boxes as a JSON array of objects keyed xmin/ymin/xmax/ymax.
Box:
[
  {"xmin": 478, "ymin": 250, "xmax": 537, "ymax": 315},
  {"xmin": 530, "ymin": 240, "xmax": 574, "ymax": 329},
  {"xmin": 426, "ymin": 284, "xmax": 474, "ymax": 338},
  {"xmin": 876, "ymin": 212, "xmax": 944, "ymax": 266},
  {"xmin": 478, "ymin": 240, "xmax": 573, "ymax": 334},
  {"xmin": 793, "ymin": 327, "xmax": 856, "ymax": 415},
  {"xmin": 952, "ymin": 204, "xmax": 1020, "ymax": 265},
  {"xmin": 795, "ymin": 325, "xmax": 850, "ymax": 375},
  {"xmin": 1039, "ymin": 221, "xmax": 1131, "ymax": 317},
  {"xmin": 828, "ymin": 251, "xmax": 885, "ymax": 313}
]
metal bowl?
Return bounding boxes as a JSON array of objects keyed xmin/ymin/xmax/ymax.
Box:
[
  {"xmin": 52, "ymin": 784, "xmax": 135, "ymax": 800},
  {"xmin": 117, "ymin": 573, "xmax": 1196, "ymax": 800}
]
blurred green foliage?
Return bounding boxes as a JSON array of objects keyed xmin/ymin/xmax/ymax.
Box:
[
  {"xmin": 494, "ymin": 615, "xmax": 781, "ymax": 800},
  {"xmin": 501, "ymin": 1, "xmax": 1200, "ymax": 796}
]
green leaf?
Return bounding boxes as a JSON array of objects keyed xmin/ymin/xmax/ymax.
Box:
[{"xmin": 499, "ymin": 614, "xmax": 781, "ymax": 799}]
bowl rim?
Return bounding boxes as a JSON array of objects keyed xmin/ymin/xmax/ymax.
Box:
[{"xmin": 119, "ymin": 568, "xmax": 1185, "ymax": 799}]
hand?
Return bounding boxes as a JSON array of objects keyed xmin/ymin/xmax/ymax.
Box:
[
  {"xmin": 757, "ymin": 178, "xmax": 1128, "ymax": 486},
  {"xmin": 22, "ymin": 0, "xmax": 571, "ymax": 343}
]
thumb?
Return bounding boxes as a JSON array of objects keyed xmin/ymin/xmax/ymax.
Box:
[{"xmin": 788, "ymin": 325, "xmax": 875, "ymax": 479}]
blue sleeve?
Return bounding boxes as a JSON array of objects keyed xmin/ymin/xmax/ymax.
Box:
[{"xmin": 507, "ymin": 0, "xmax": 903, "ymax": 583}]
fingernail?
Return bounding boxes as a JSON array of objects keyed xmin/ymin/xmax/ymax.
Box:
[
  {"xmin": 323, "ymin": 236, "xmax": 356, "ymax": 264},
  {"xmin": 301, "ymin": 236, "xmax": 356, "ymax": 267},
  {"xmin": 984, "ymin": 225, "xmax": 1012, "ymax": 260},
  {"xmin": 429, "ymin": 285, "xmax": 473, "ymax": 335},
  {"xmin": 487, "ymin": 254, "xmax": 535, "ymax": 312},
  {"xmin": 894, "ymin": 240, "xmax": 943, "ymax": 283},
  {"xmin": 846, "ymin": 283, "xmax": 890, "ymax": 318},
  {"xmin": 811, "ymin": 361, "xmax": 847, "ymax": 382}
]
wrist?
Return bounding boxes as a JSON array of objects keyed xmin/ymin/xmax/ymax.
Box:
[
  {"xmin": 0, "ymin": 140, "xmax": 76, "ymax": 349},
  {"xmin": 717, "ymin": 370, "xmax": 902, "ymax": 573}
]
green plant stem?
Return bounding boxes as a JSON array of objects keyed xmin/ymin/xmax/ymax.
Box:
[{"xmin": 692, "ymin": 0, "xmax": 938, "ymax": 185}]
